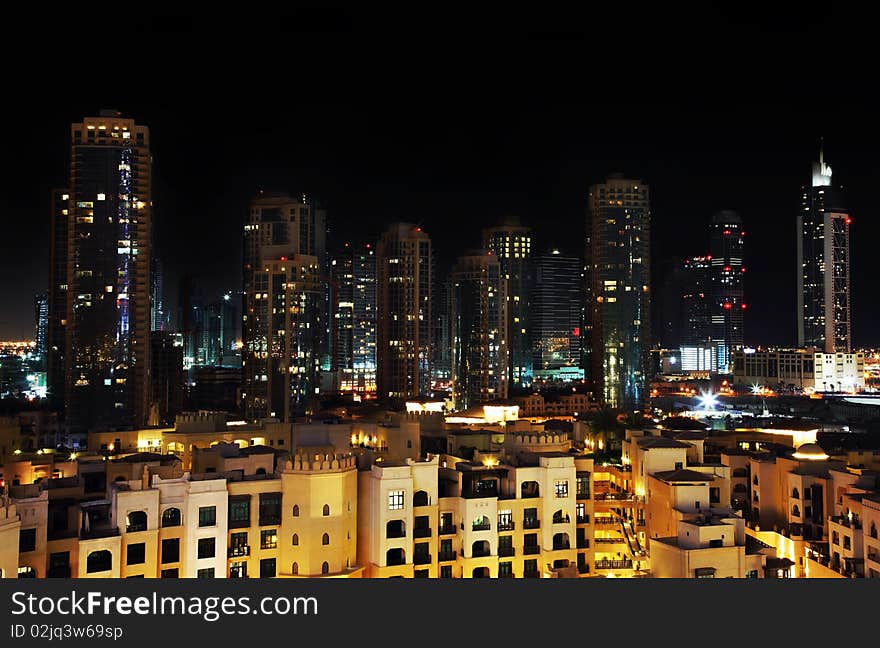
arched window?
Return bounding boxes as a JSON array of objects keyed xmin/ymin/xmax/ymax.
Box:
[
  {"xmin": 871, "ymin": 522, "xmax": 878, "ymax": 539},
  {"xmin": 792, "ymin": 488, "xmax": 800, "ymax": 499},
  {"xmin": 292, "ymin": 534, "xmax": 299, "ymax": 546},
  {"xmin": 792, "ymin": 505, "xmax": 800, "ymax": 517},
  {"xmin": 292, "ymin": 505, "xmax": 300, "ymax": 517},
  {"xmin": 126, "ymin": 511, "xmax": 147, "ymax": 533},
  {"xmin": 322, "ymin": 533, "xmax": 330, "ymax": 545},
  {"xmin": 322, "ymin": 504, "xmax": 330, "ymax": 516},
  {"xmin": 413, "ymin": 490, "xmax": 429, "ymax": 507},
  {"xmin": 292, "ymin": 562, "xmax": 299, "ymax": 575},
  {"xmin": 322, "ymin": 561, "xmax": 329, "ymax": 575},
  {"xmin": 161, "ymin": 508, "xmax": 181, "ymax": 528},
  {"xmin": 86, "ymin": 550, "xmax": 112, "ymax": 574}
]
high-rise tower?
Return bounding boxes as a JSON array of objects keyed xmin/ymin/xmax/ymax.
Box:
[
  {"xmin": 451, "ymin": 250, "xmax": 508, "ymax": 410},
  {"xmin": 532, "ymin": 248, "xmax": 582, "ymax": 377},
  {"xmin": 585, "ymin": 175, "xmax": 650, "ymax": 411},
  {"xmin": 797, "ymin": 145, "xmax": 851, "ymax": 353},
  {"xmin": 65, "ymin": 111, "xmax": 152, "ymax": 433},
  {"xmin": 242, "ymin": 193, "xmax": 324, "ymax": 420},
  {"xmin": 709, "ymin": 211, "xmax": 745, "ymax": 372},
  {"xmin": 482, "ymin": 217, "xmax": 532, "ymax": 388},
  {"xmin": 376, "ymin": 223, "xmax": 433, "ymax": 402}
]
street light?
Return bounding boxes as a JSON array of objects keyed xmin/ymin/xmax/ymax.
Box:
[
  {"xmin": 699, "ymin": 390, "xmax": 718, "ymax": 410},
  {"xmin": 751, "ymin": 383, "xmax": 762, "ymax": 395}
]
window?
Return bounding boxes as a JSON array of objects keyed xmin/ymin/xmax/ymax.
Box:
[
  {"xmin": 322, "ymin": 533, "xmax": 330, "ymax": 545},
  {"xmin": 576, "ymin": 474, "xmax": 590, "ymax": 499},
  {"xmin": 694, "ymin": 567, "xmax": 716, "ymax": 578},
  {"xmin": 86, "ymin": 550, "xmax": 112, "ymax": 574},
  {"xmin": 524, "ymin": 559, "xmax": 538, "ymax": 577},
  {"xmin": 161, "ymin": 538, "xmax": 180, "ymax": 564},
  {"xmin": 198, "ymin": 506, "xmax": 216, "ymax": 527},
  {"xmin": 260, "ymin": 558, "xmax": 276, "ymax": 578},
  {"xmin": 126, "ymin": 511, "xmax": 147, "ymax": 533},
  {"xmin": 292, "ymin": 533, "xmax": 299, "ymax": 546},
  {"xmin": 19, "ymin": 528, "xmax": 36, "ymax": 553},
  {"xmin": 675, "ymin": 462, "xmax": 684, "ymax": 471},
  {"xmin": 197, "ymin": 568, "xmax": 215, "ymax": 579},
  {"xmin": 321, "ymin": 561, "xmax": 329, "ymax": 575},
  {"xmin": 499, "ymin": 561, "xmax": 513, "ymax": 577},
  {"xmin": 746, "ymin": 569, "xmax": 759, "ymax": 578},
  {"xmin": 229, "ymin": 496, "xmax": 250, "ymax": 528},
  {"xmin": 198, "ymin": 537, "xmax": 216, "ymax": 559},
  {"xmin": 161, "ymin": 507, "xmax": 181, "ymax": 527},
  {"xmin": 126, "ymin": 543, "xmax": 146, "ymax": 565},
  {"xmin": 322, "ymin": 504, "xmax": 330, "ymax": 516},
  {"xmin": 292, "ymin": 562, "xmax": 299, "ymax": 575},
  {"xmin": 440, "ymin": 565, "xmax": 453, "ymax": 579},
  {"xmin": 230, "ymin": 561, "xmax": 247, "ymax": 578},
  {"xmin": 576, "ymin": 502, "xmax": 587, "ymax": 522},
  {"xmin": 259, "ymin": 493, "xmax": 282, "ymax": 526},
  {"xmin": 498, "ymin": 509, "xmax": 513, "ymax": 530},
  {"xmin": 554, "ymin": 480, "xmax": 569, "ymax": 498},
  {"xmin": 261, "ymin": 529, "xmax": 278, "ymax": 549},
  {"xmin": 161, "ymin": 568, "xmax": 178, "ymax": 578},
  {"xmin": 388, "ymin": 490, "xmax": 405, "ymax": 510},
  {"xmin": 292, "ymin": 505, "xmax": 300, "ymax": 517}
]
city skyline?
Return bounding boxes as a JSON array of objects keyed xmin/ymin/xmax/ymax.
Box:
[{"xmin": 3, "ymin": 11, "xmax": 879, "ymax": 353}]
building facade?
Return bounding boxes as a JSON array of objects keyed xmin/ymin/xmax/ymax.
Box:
[
  {"xmin": 376, "ymin": 223, "xmax": 433, "ymax": 402},
  {"xmin": 451, "ymin": 251, "xmax": 508, "ymax": 411},
  {"xmin": 586, "ymin": 175, "xmax": 651, "ymax": 411},
  {"xmin": 483, "ymin": 218, "xmax": 532, "ymax": 388},
  {"xmin": 242, "ymin": 193, "xmax": 325, "ymax": 420},
  {"xmin": 797, "ymin": 146, "xmax": 852, "ymax": 353},
  {"xmin": 65, "ymin": 111, "xmax": 153, "ymax": 434},
  {"xmin": 532, "ymin": 249, "xmax": 582, "ymax": 378},
  {"xmin": 731, "ymin": 349, "xmax": 865, "ymax": 393},
  {"xmin": 709, "ymin": 211, "xmax": 745, "ymax": 373}
]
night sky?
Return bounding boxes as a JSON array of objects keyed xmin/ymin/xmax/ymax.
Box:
[{"xmin": 2, "ymin": 9, "xmax": 878, "ymax": 347}]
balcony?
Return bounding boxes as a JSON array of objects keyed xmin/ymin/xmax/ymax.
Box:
[
  {"xmin": 552, "ymin": 541, "xmax": 571, "ymax": 551},
  {"xmin": 594, "ymin": 518, "xmax": 617, "ymax": 526},
  {"xmin": 577, "ymin": 492, "xmax": 591, "ymax": 500},
  {"xmin": 472, "ymin": 521, "xmax": 491, "ymax": 532},
  {"xmin": 523, "ymin": 519, "xmax": 540, "ymax": 530},
  {"xmin": 830, "ymin": 515, "xmax": 862, "ymax": 531},
  {"xmin": 523, "ymin": 545, "xmax": 540, "ymax": 555},
  {"xmin": 498, "ymin": 571, "xmax": 516, "ymax": 578},
  {"xmin": 594, "ymin": 492, "xmax": 634, "ymax": 502},
  {"xmin": 259, "ymin": 516, "xmax": 281, "ymax": 527},
  {"xmin": 228, "ymin": 545, "xmax": 251, "ymax": 558},
  {"xmin": 414, "ymin": 554, "xmax": 432, "ymax": 565},
  {"xmin": 553, "ymin": 514, "xmax": 571, "ymax": 524},
  {"xmin": 576, "ymin": 515, "xmax": 589, "ymax": 524},
  {"xmin": 439, "ymin": 524, "xmax": 456, "ymax": 536},
  {"xmin": 594, "ymin": 537, "xmax": 626, "ymax": 544},
  {"xmin": 497, "ymin": 521, "xmax": 516, "ymax": 532},
  {"xmin": 498, "ymin": 546, "xmax": 515, "ymax": 557},
  {"xmin": 414, "ymin": 527, "xmax": 432, "ymax": 538},
  {"xmin": 523, "ymin": 570, "xmax": 540, "ymax": 578},
  {"xmin": 438, "ymin": 550, "xmax": 457, "ymax": 562},
  {"xmin": 471, "ymin": 547, "xmax": 492, "ymax": 558},
  {"xmin": 595, "ymin": 559, "xmax": 633, "ymax": 570},
  {"xmin": 577, "ymin": 539, "xmax": 590, "ymax": 549}
]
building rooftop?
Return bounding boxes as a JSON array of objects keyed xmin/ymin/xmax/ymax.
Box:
[
  {"xmin": 653, "ymin": 469, "xmax": 715, "ymax": 483},
  {"xmin": 635, "ymin": 436, "xmax": 693, "ymax": 449}
]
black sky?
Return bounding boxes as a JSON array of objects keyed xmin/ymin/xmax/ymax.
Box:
[{"xmin": 2, "ymin": 8, "xmax": 879, "ymax": 347}]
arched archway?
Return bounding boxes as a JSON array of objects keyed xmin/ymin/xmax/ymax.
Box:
[
  {"xmin": 322, "ymin": 562, "xmax": 329, "ymax": 575},
  {"xmin": 161, "ymin": 508, "xmax": 181, "ymax": 527},
  {"xmin": 552, "ymin": 532, "xmax": 570, "ymax": 550},
  {"xmin": 413, "ymin": 490, "xmax": 429, "ymax": 506},
  {"xmin": 472, "ymin": 567, "xmax": 490, "ymax": 578},
  {"xmin": 292, "ymin": 562, "xmax": 299, "ymax": 575},
  {"xmin": 86, "ymin": 550, "xmax": 112, "ymax": 574},
  {"xmin": 292, "ymin": 534, "xmax": 299, "ymax": 546},
  {"xmin": 292, "ymin": 505, "xmax": 300, "ymax": 517},
  {"xmin": 322, "ymin": 533, "xmax": 329, "ymax": 545},
  {"xmin": 521, "ymin": 481, "xmax": 540, "ymax": 498},
  {"xmin": 472, "ymin": 540, "xmax": 490, "ymax": 557},
  {"xmin": 386, "ymin": 519, "xmax": 405, "ymax": 538},
  {"xmin": 322, "ymin": 504, "xmax": 330, "ymax": 516},
  {"xmin": 126, "ymin": 511, "xmax": 147, "ymax": 533},
  {"xmin": 386, "ymin": 548, "xmax": 405, "ymax": 566}
]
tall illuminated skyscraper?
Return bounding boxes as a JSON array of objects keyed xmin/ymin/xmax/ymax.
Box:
[
  {"xmin": 376, "ymin": 223, "xmax": 433, "ymax": 402},
  {"xmin": 797, "ymin": 145, "xmax": 851, "ymax": 353},
  {"xmin": 330, "ymin": 243, "xmax": 377, "ymax": 396},
  {"xmin": 709, "ymin": 211, "xmax": 745, "ymax": 373},
  {"xmin": 532, "ymin": 248, "xmax": 582, "ymax": 377},
  {"xmin": 451, "ymin": 250, "xmax": 508, "ymax": 410},
  {"xmin": 585, "ymin": 175, "xmax": 650, "ymax": 411},
  {"xmin": 482, "ymin": 217, "xmax": 532, "ymax": 388},
  {"xmin": 64, "ymin": 111, "xmax": 152, "ymax": 433},
  {"xmin": 242, "ymin": 193, "xmax": 324, "ymax": 420},
  {"xmin": 34, "ymin": 293, "xmax": 49, "ymax": 371}
]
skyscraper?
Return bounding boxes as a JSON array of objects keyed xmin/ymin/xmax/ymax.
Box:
[
  {"xmin": 797, "ymin": 146, "xmax": 851, "ymax": 353},
  {"xmin": 431, "ymin": 277, "xmax": 454, "ymax": 389},
  {"xmin": 330, "ymin": 243, "xmax": 377, "ymax": 396},
  {"xmin": 451, "ymin": 250, "xmax": 508, "ymax": 410},
  {"xmin": 47, "ymin": 188, "xmax": 70, "ymax": 409},
  {"xmin": 242, "ymin": 193, "xmax": 324, "ymax": 420},
  {"xmin": 681, "ymin": 255, "xmax": 712, "ymax": 347},
  {"xmin": 34, "ymin": 293, "xmax": 49, "ymax": 371},
  {"xmin": 65, "ymin": 111, "xmax": 152, "ymax": 433},
  {"xmin": 201, "ymin": 292, "xmax": 238, "ymax": 367},
  {"xmin": 483, "ymin": 217, "xmax": 532, "ymax": 388},
  {"xmin": 150, "ymin": 331, "xmax": 184, "ymax": 427},
  {"xmin": 709, "ymin": 211, "xmax": 745, "ymax": 372},
  {"xmin": 532, "ymin": 249, "xmax": 582, "ymax": 378},
  {"xmin": 585, "ymin": 175, "xmax": 650, "ymax": 411},
  {"xmin": 376, "ymin": 223, "xmax": 433, "ymax": 402}
]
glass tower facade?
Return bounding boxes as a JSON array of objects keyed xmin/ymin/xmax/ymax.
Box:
[
  {"xmin": 532, "ymin": 249, "xmax": 582, "ymax": 375},
  {"xmin": 709, "ymin": 211, "xmax": 745, "ymax": 373},
  {"xmin": 586, "ymin": 175, "xmax": 650, "ymax": 411}
]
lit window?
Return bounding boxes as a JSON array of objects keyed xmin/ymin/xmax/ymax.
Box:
[{"xmin": 388, "ymin": 490, "xmax": 405, "ymax": 510}]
